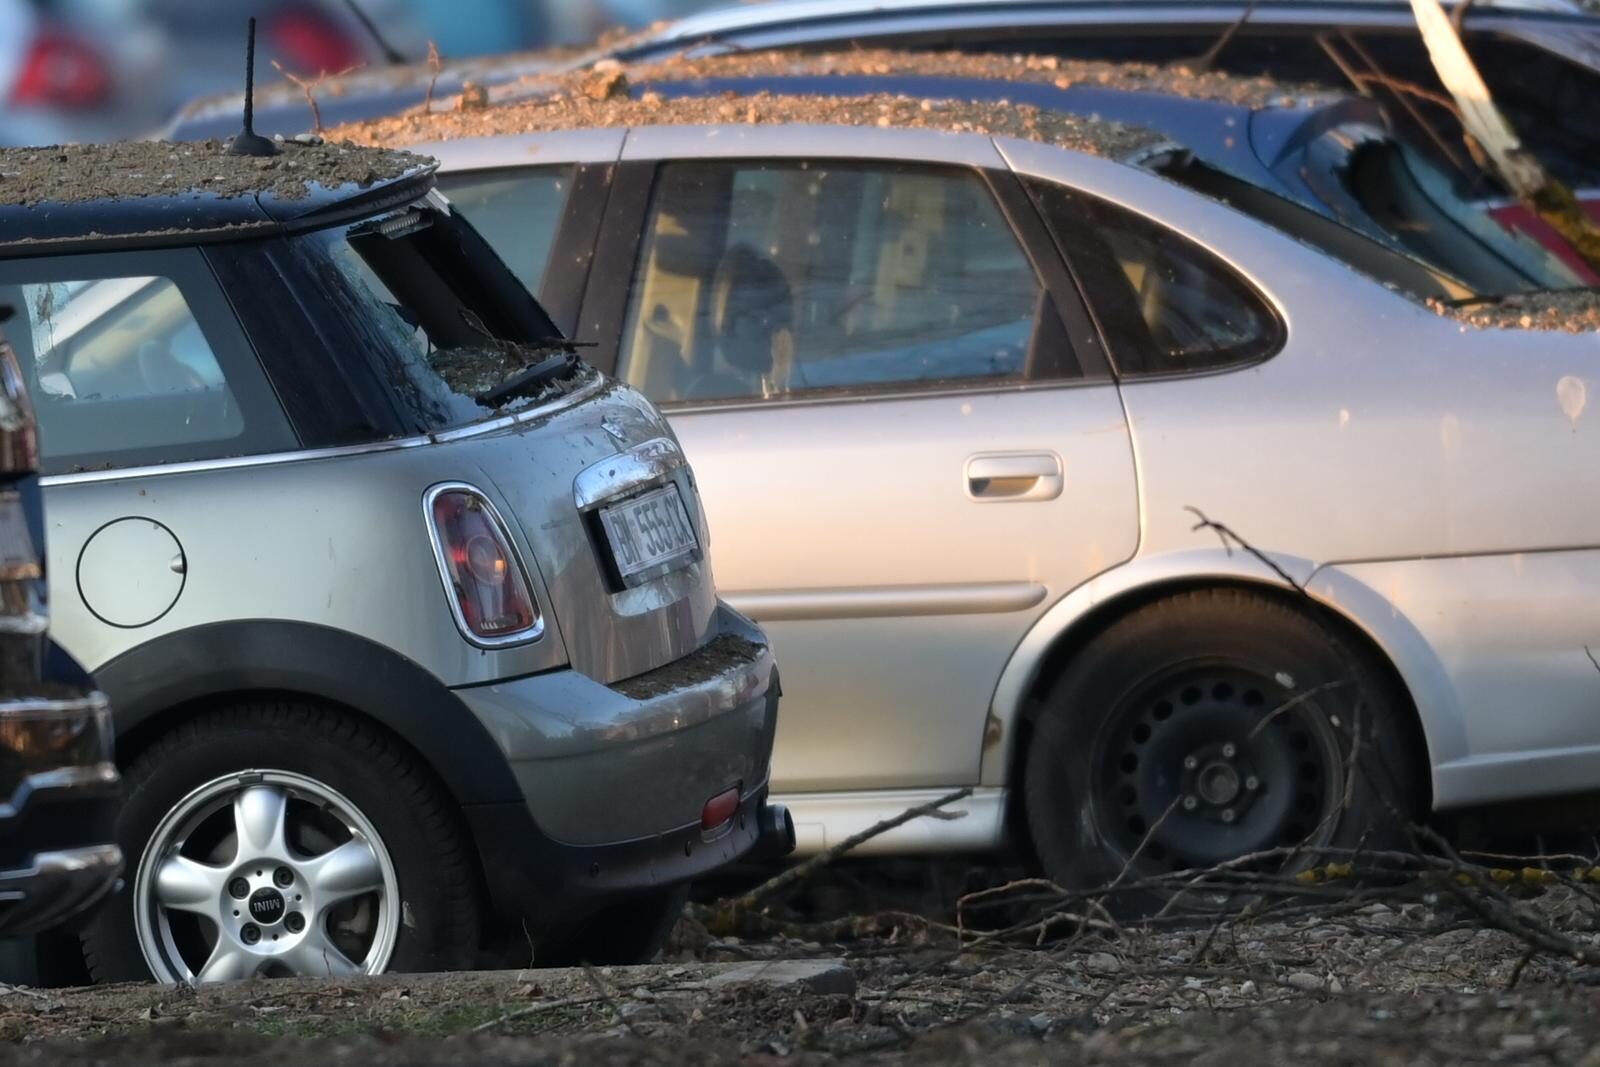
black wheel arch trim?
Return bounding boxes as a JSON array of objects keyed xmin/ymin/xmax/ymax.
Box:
[{"xmin": 91, "ymin": 619, "xmax": 523, "ymax": 807}]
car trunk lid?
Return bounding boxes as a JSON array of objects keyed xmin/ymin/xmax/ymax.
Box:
[{"xmin": 449, "ymin": 369, "xmax": 719, "ymax": 684}]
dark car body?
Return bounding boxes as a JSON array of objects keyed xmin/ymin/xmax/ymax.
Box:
[{"xmin": 0, "ymin": 307, "xmax": 120, "ymax": 942}]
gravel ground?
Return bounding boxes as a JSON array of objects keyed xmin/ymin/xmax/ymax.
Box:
[{"xmin": 7, "ymin": 865, "xmax": 1600, "ymax": 1065}]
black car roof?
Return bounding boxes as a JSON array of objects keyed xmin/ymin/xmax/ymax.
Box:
[{"xmin": 0, "ymin": 140, "xmax": 435, "ymax": 258}]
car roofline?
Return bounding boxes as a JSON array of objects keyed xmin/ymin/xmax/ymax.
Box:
[
  {"xmin": 615, "ymin": 0, "xmax": 1600, "ymax": 59},
  {"xmin": 417, "ymin": 120, "xmax": 1178, "ymax": 174},
  {"xmin": 0, "ymin": 167, "xmax": 437, "ymax": 260}
]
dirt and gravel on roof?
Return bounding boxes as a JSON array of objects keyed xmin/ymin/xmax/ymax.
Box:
[
  {"xmin": 326, "ymin": 45, "xmax": 1328, "ymax": 154},
  {"xmin": 334, "ymin": 83, "xmax": 1168, "ymax": 161},
  {"xmin": 619, "ymin": 49, "xmax": 1337, "ymax": 108},
  {"xmin": 1431, "ymin": 290, "xmax": 1600, "ymax": 333},
  {"xmin": 0, "ymin": 139, "xmax": 427, "ymax": 207}
]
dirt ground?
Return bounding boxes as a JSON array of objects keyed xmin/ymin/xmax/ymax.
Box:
[{"xmin": 8, "ymin": 862, "xmax": 1600, "ymax": 1066}]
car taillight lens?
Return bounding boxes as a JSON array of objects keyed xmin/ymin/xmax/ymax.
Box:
[
  {"xmin": 9, "ymin": 32, "xmax": 110, "ymax": 109},
  {"xmin": 426, "ymin": 486, "xmax": 540, "ymax": 644},
  {"xmin": 266, "ymin": 7, "xmax": 363, "ymax": 76}
]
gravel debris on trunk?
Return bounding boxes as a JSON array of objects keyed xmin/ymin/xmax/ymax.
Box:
[
  {"xmin": 1430, "ymin": 290, "xmax": 1600, "ymax": 333},
  {"xmin": 0, "ymin": 140, "xmax": 428, "ymax": 206}
]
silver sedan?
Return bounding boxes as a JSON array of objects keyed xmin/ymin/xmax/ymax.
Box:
[{"xmin": 408, "ymin": 104, "xmax": 1599, "ymax": 893}]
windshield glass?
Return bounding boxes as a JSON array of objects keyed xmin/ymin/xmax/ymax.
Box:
[
  {"xmin": 1164, "ymin": 142, "xmax": 1587, "ymax": 300},
  {"xmin": 290, "ymin": 197, "xmax": 586, "ymax": 430},
  {"xmin": 1344, "ymin": 140, "xmax": 1585, "ymax": 295}
]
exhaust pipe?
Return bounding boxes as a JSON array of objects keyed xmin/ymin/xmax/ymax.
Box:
[{"xmin": 754, "ymin": 802, "xmax": 795, "ymax": 860}]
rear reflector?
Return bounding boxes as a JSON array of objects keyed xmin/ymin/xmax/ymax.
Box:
[{"xmin": 701, "ymin": 787, "xmax": 741, "ymax": 832}]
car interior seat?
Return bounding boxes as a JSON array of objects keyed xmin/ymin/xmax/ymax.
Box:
[{"xmin": 690, "ymin": 243, "xmax": 794, "ymax": 401}]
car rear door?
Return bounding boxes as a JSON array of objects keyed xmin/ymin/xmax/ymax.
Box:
[{"xmin": 579, "ymin": 127, "xmax": 1139, "ymax": 796}]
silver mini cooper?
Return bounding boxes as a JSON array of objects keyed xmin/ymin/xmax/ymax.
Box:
[{"xmin": 0, "ymin": 139, "xmax": 788, "ymax": 984}]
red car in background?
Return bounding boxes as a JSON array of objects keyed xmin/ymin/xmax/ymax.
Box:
[{"xmin": 1487, "ymin": 196, "xmax": 1600, "ymax": 285}]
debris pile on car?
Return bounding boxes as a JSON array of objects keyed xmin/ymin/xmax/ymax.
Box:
[
  {"xmin": 337, "ymin": 88, "xmax": 1167, "ymax": 161},
  {"xmin": 1430, "ymin": 291, "xmax": 1600, "ymax": 333},
  {"xmin": 0, "ymin": 139, "xmax": 427, "ymax": 206},
  {"xmin": 612, "ymin": 48, "xmax": 1337, "ymax": 108}
]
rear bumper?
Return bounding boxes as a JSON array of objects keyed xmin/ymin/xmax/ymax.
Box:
[
  {"xmin": 454, "ymin": 602, "xmax": 789, "ymax": 921},
  {"xmin": 0, "ymin": 844, "xmax": 122, "ymax": 937},
  {"xmin": 0, "ymin": 688, "xmax": 124, "ymax": 937}
]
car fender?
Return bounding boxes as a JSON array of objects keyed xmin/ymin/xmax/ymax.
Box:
[
  {"xmin": 89, "ymin": 619, "xmax": 522, "ymax": 807},
  {"xmin": 981, "ymin": 549, "xmax": 1460, "ymax": 805}
]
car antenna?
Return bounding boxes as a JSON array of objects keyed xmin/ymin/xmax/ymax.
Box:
[
  {"xmin": 227, "ymin": 17, "xmax": 278, "ymax": 157},
  {"xmin": 343, "ymin": 0, "xmax": 408, "ymax": 65}
]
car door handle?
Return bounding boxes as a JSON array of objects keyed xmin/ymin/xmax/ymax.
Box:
[{"xmin": 965, "ymin": 452, "xmax": 1064, "ymax": 502}]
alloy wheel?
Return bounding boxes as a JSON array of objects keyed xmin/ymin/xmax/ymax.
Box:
[{"xmin": 133, "ymin": 770, "xmax": 400, "ymax": 984}]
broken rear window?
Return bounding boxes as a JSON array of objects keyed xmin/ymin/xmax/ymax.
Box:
[{"xmin": 289, "ymin": 195, "xmax": 586, "ymax": 431}]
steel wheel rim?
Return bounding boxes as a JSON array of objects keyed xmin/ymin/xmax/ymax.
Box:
[
  {"xmin": 1090, "ymin": 661, "xmax": 1346, "ymax": 876},
  {"xmin": 133, "ymin": 770, "xmax": 401, "ymax": 985}
]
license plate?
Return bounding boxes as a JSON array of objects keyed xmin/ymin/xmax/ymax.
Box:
[{"xmin": 599, "ymin": 483, "xmax": 698, "ymax": 584}]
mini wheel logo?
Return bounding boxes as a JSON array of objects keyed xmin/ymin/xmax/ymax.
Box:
[{"xmin": 247, "ymin": 887, "xmax": 286, "ymax": 924}]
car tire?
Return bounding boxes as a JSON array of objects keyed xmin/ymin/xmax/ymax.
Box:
[
  {"xmin": 1023, "ymin": 588, "xmax": 1418, "ymax": 915},
  {"xmin": 537, "ymin": 885, "xmax": 691, "ymax": 966},
  {"xmin": 81, "ymin": 701, "xmax": 480, "ymax": 984}
]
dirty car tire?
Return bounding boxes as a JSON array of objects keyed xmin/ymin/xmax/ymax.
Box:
[
  {"xmin": 1023, "ymin": 589, "xmax": 1418, "ymax": 915},
  {"xmin": 538, "ymin": 885, "xmax": 690, "ymax": 966},
  {"xmin": 81, "ymin": 701, "xmax": 480, "ymax": 983}
]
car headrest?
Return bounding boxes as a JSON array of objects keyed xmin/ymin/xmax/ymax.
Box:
[{"xmin": 709, "ymin": 243, "xmax": 792, "ymax": 376}]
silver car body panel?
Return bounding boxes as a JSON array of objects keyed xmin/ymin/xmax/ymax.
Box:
[
  {"xmin": 44, "ymin": 373, "xmax": 715, "ymax": 689},
  {"xmin": 424, "ymin": 128, "xmax": 627, "ymax": 173},
  {"xmin": 428, "ymin": 124, "xmax": 1600, "ymax": 852},
  {"xmin": 454, "ymin": 603, "xmax": 776, "ymax": 843},
  {"xmin": 785, "ymin": 787, "xmax": 1007, "ymax": 855}
]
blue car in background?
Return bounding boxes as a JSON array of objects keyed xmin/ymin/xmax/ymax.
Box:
[{"xmin": 161, "ymin": 0, "xmax": 1600, "ymax": 196}]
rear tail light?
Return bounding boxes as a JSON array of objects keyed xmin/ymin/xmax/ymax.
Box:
[
  {"xmin": 425, "ymin": 484, "xmax": 542, "ymax": 646},
  {"xmin": 9, "ymin": 32, "xmax": 110, "ymax": 109}
]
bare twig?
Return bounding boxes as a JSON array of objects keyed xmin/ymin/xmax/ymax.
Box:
[
  {"xmin": 714, "ymin": 787, "xmax": 974, "ymax": 922},
  {"xmin": 271, "ymin": 60, "xmax": 365, "ymax": 134},
  {"xmin": 582, "ymin": 964, "xmax": 638, "ymax": 1037},
  {"xmin": 467, "ymin": 994, "xmax": 605, "ymax": 1034},
  {"xmin": 420, "ymin": 41, "xmax": 442, "ymax": 114},
  {"xmin": 1185, "ymin": 506, "xmax": 1305, "ymax": 592}
]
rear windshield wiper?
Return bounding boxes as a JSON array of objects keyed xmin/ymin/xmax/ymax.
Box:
[{"xmin": 479, "ymin": 347, "xmax": 584, "ymax": 406}]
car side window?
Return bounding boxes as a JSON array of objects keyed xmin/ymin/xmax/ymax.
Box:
[
  {"xmin": 1027, "ymin": 179, "xmax": 1282, "ymax": 376},
  {"xmin": 617, "ymin": 161, "xmax": 1076, "ymax": 404},
  {"xmin": 0, "ymin": 251, "xmax": 294, "ymax": 473},
  {"xmin": 436, "ymin": 166, "xmax": 573, "ymax": 299}
]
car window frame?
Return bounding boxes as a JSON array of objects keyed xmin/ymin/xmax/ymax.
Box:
[
  {"xmin": 0, "ymin": 247, "xmax": 296, "ymax": 475},
  {"xmin": 1023, "ymin": 176, "xmax": 1287, "ymax": 380},
  {"xmin": 434, "ymin": 162, "xmax": 612, "ymax": 335},
  {"xmin": 582, "ymin": 157, "xmax": 1111, "ymax": 412}
]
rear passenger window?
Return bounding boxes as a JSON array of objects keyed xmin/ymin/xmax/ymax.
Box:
[
  {"xmin": 618, "ymin": 161, "xmax": 1077, "ymax": 404},
  {"xmin": 0, "ymin": 252, "xmax": 293, "ymax": 473},
  {"xmin": 436, "ymin": 167, "xmax": 571, "ymax": 299},
  {"xmin": 1028, "ymin": 180, "xmax": 1282, "ymax": 376}
]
